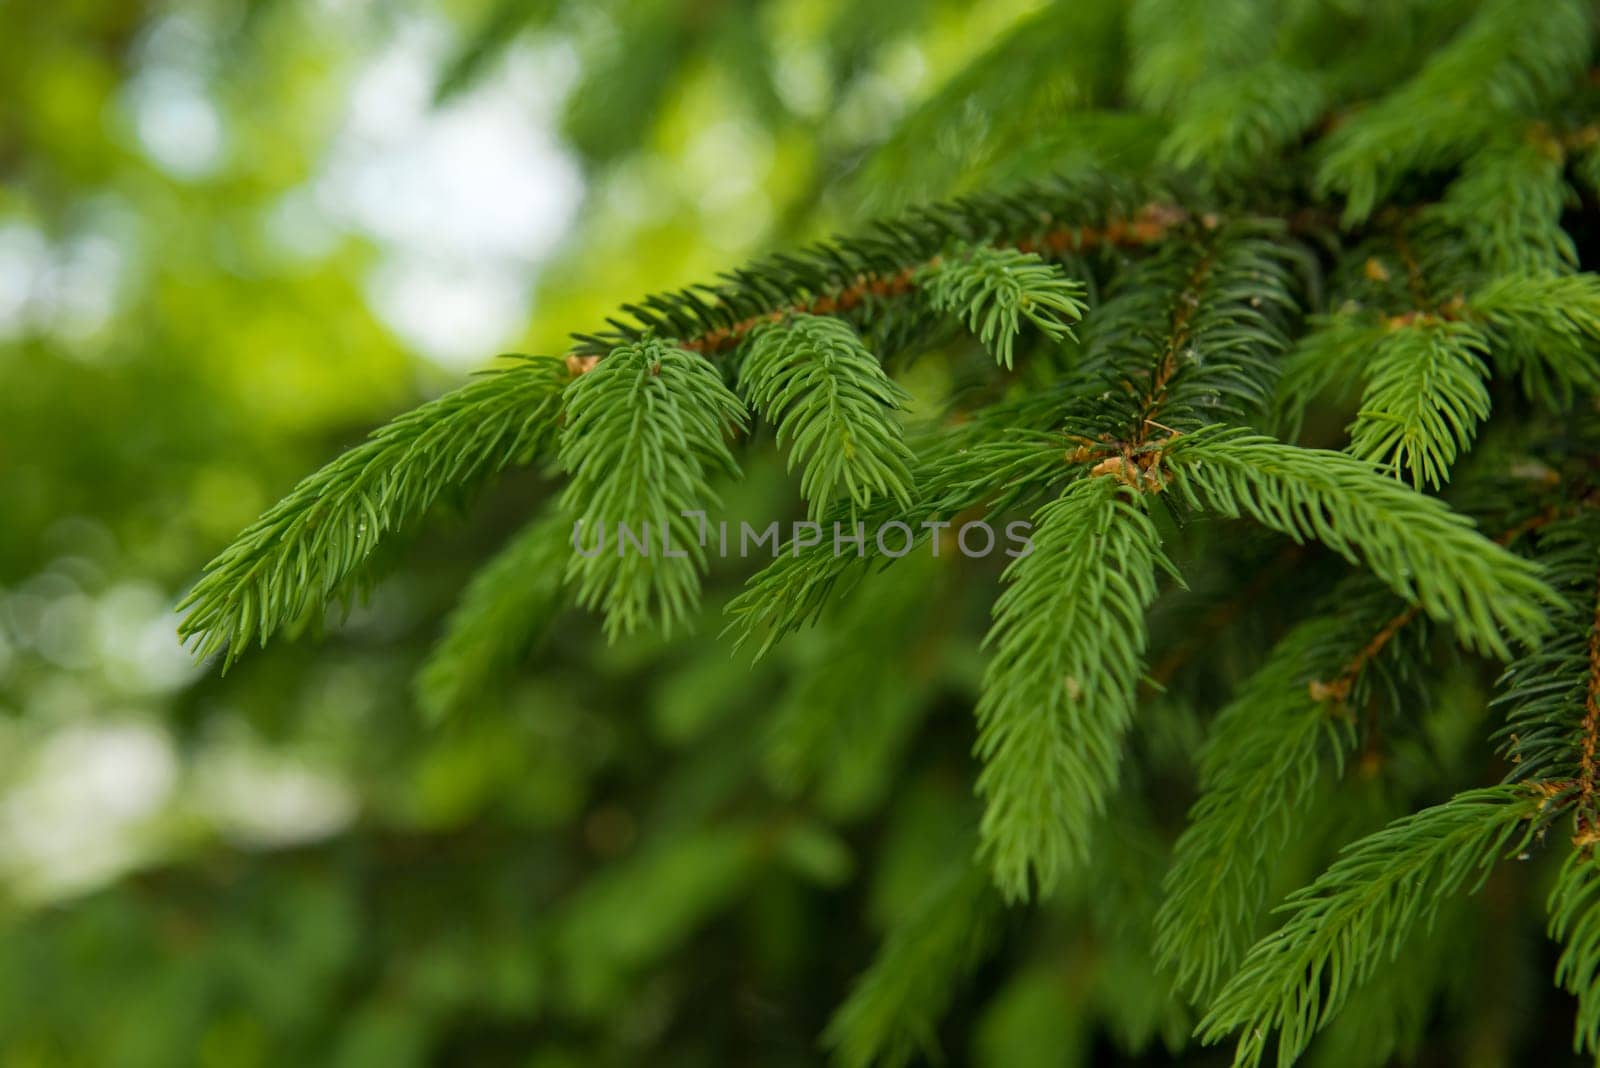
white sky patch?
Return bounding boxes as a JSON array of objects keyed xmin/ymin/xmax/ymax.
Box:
[
  {"xmin": 0, "ymin": 721, "xmax": 178, "ymax": 899},
  {"xmin": 0, "ymin": 224, "xmax": 48, "ymax": 337},
  {"xmin": 773, "ymin": 45, "xmax": 830, "ymax": 119},
  {"xmin": 0, "ymin": 222, "xmax": 125, "ymax": 346},
  {"xmin": 125, "ymin": 69, "xmax": 228, "ymax": 180},
  {"xmin": 314, "ymin": 20, "xmax": 584, "ymax": 369},
  {"xmin": 365, "ymin": 247, "xmax": 542, "ymax": 363},
  {"xmin": 192, "ymin": 727, "xmax": 357, "ymax": 848},
  {"xmin": 121, "ymin": 14, "xmax": 228, "ymax": 180},
  {"xmin": 35, "ymin": 232, "xmax": 127, "ymax": 347},
  {"xmin": 93, "ymin": 582, "xmax": 206, "ymax": 696},
  {"xmin": 0, "ymin": 626, "xmax": 13, "ymax": 685}
]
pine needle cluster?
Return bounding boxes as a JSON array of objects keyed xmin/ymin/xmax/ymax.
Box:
[{"xmin": 179, "ymin": 1, "xmax": 1600, "ymax": 1062}]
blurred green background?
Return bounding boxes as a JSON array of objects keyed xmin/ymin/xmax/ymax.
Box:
[{"xmin": 0, "ymin": 0, "xmax": 1069, "ymax": 1064}]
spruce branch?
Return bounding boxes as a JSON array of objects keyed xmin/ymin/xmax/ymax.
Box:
[
  {"xmin": 155, "ymin": 3, "xmax": 1600, "ymax": 1058},
  {"xmin": 1423, "ymin": 128, "xmax": 1578, "ymax": 276},
  {"xmin": 183, "ymin": 184, "xmax": 1194, "ymax": 665},
  {"xmin": 1163, "ymin": 429, "xmax": 1557, "ymax": 660},
  {"xmin": 1160, "ymin": 61, "xmax": 1326, "ymax": 180},
  {"xmin": 975, "ymin": 475, "xmax": 1176, "ymax": 900},
  {"xmin": 1079, "ymin": 221, "xmax": 1304, "ymax": 439},
  {"xmin": 1304, "ymin": 894, "xmax": 1473, "ymax": 1068},
  {"xmin": 1580, "ymin": 575, "xmax": 1600, "ymax": 839},
  {"xmin": 1315, "ymin": 0, "xmax": 1594, "ymax": 225},
  {"xmin": 1078, "ymin": 236, "xmax": 1219, "ymax": 439},
  {"xmin": 1346, "ymin": 317, "xmax": 1490, "ymax": 490},
  {"xmin": 414, "ymin": 512, "xmax": 570, "ymax": 722},
  {"xmin": 1497, "ymin": 511, "xmax": 1600, "ymax": 800},
  {"xmin": 1280, "ymin": 273, "xmax": 1600, "ymax": 460},
  {"xmin": 1499, "ymin": 514, "xmax": 1600, "ymax": 1054},
  {"xmin": 1197, "ymin": 786, "xmax": 1544, "ymax": 1068},
  {"xmin": 1128, "ymin": 0, "xmax": 1278, "ymax": 115},
  {"xmin": 558, "ymin": 339, "xmax": 746, "ymax": 639},
  {"xmin": 1549, "ymin": 849, "xmax": 1600, "ymax": 1056},
  {"xmin": 569, "ymin": 178, "xmax": 1186, "ymax": 362},
  {"xmin": 738, "ymin": 313, "xmax": 915, "ymax": 521},
  {"xmin": 916, "ymin": 245, "xmax": 1087, "ymax": 369},
  {"xmin": 1239, "ymin": 507, "xmax": 1551, "ymax": 772},
  {"xmin": 1155, "ymin": 610, "xmax": 1381, "ymax": 1002},
  {"xmin": 1155, "ymin": 566, "xmax": 1452, "ymax": 1004},
  {"xmin": 1467, "ymin": 271, "xmax": 1600, "ymax": 407},
  {"xmin": 1272, "ymin": 313, "xmax": 1385, "ymax": 438},
  {"xmin": 177, "ymin": 357, "xmax": 570, "ymax": 666},
  {"xmin": 824, "ymin": 862, "xmax": 1001, "ymax": 1068},
  {"xmin": 1152, "ymin": 224, "xmax": 1304, "ymax": 428}
]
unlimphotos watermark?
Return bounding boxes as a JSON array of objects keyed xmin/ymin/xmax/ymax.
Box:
[{"xmin": 572, "ymin": 511, "xmax": 1034, "ymax": 560}]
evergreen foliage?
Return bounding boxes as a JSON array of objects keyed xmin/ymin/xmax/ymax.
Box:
[
  {"xmin": 177, "ymin": 356, "xmax": 569, "ymax": 666},
  {"xmin": 1425, "ymin": 130, "xmax": 1577, "ymax": 276},
  {"xmin": 975, "ymin": 476, "xmax": 1172, "ymax": 900},
  {"xmin": 738, "ymin": 314, "xmax": 915, "ymax": 520},
  {"xmin": 1154, "ymin": 610, "xmax": 1363, "ymax": 1000},
  {"xmin": 823, "ymin": 863, "xmax": 1001, "ymax": 1068},
  {"xmin": 557, "ymin": 338, "xmax": 746, "ymax": 638},
  {"xmin": 1551, "ymin": 849, "xmax": 1600, "ymax": 1055},
  {"xmin": 1198, "ymin": 786, "xmax": 1545, "ymax": 1068},
  {"xmin": 1313, "ymin": 0, "xmax": 1592, "ymax": 224},
  {"xmin": 1471, "ymin": 272, "xmax": 1600, "ymax": 404},
  {"xmin": 415, "ymin": 513, "xmax": 571, "ymax": 721},
  {"xmin": 161, "ymin": 1, "xmax": 1600, "ymax": 1063},
  {"xmin": 1163, "ymin": 430, "xmax": 1553, "ymax": 659},
  {"xmin": 916, "ymin": 246, "xmax": 1086, "ymax": 369},
  {"xmin": 1495, "ymin": 508, "xmax": 1600, "ymax": 789},
  {"xmin": 1345, "ymin": 319, "xmax": 1490, "ymax": 489},
  {"xmin": 761, "ymin": 553, "xmax": 945, "ymax": 818}
]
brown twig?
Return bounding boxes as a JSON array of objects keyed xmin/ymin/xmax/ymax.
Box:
[
  {"xmin": 1070, "ymin": 235, "xmax": 1222, "ymax": 492},
  {"xmin": 1308, "ymin": 604, "xmax": 1423, "ymax": 705},
  {"xmin": 1575, "ymin": 572, "xmax": 1600, "ymax": 846},
  {"xmin": 1390, "ymin": 224, "xmax": 1431, "ymax": 309},
  {"xmin": 1309, "ymin": 507, "xmax": 1559, "ymax": 705},
  {"xmin": 568, "ymin": 202, "xmax": 1193, "ymax": 370},
  {"xmin": 1146, "ymin": 545, "xmax": 1306, "ymax": 690},
  {"xmin": 1132, "ymin": 237, "xmax": 1219, "ymax": 448}
]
